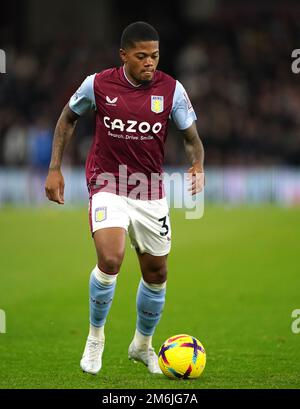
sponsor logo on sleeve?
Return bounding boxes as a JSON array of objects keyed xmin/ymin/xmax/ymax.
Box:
[{"xmin": 183, "ymin": 91, "xmax": 194, "ymax": 113}]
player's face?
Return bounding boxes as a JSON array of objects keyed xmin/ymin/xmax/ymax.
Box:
[{"xmin": 120, "ymin": 41, "xmax": 159, "ymax": 86}]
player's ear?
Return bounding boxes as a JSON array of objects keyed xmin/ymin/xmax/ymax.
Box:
[{"xmin": 119, "ymin": 49, "xmax": 127, "ymax": 63}]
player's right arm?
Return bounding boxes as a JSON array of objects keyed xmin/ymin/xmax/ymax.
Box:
[
  {"xmin": 45, "ymin": 105, "xmax": 79, "ymax": 204},
  {"xmin": 45, "ymin": 74, "xmax": 96, "ymax": 204}
]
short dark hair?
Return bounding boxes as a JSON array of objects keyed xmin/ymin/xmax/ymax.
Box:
[{"xmin": 120, "ymin": 21, "xmax": 159, "ymax": 49}]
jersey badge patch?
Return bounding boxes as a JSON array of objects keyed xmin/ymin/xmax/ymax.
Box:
[{"xmin": 151, "ymin": 96, "xmax": 164, "ymax": 113}]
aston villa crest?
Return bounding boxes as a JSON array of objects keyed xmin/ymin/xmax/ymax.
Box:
[
  {"xmin": 151, "ymin": 96, "xmax": 164, "ymax": 113},
  {"xmin": 95, "ymin": 207, "xmax": 107, "ymax": 223}
]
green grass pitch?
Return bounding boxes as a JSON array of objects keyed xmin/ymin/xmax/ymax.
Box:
[{"xmin": 0, "ymin": 205, "xmax": 299, "ymax": 389}]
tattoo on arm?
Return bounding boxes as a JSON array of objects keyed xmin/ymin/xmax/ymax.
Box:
[
  {"xmin": 182, "ymin": 122, "xmax": 205, "ymax": 169},
  {"xmin": 49, "ymin": 105, "xmax": 78, "ymax": 170}
]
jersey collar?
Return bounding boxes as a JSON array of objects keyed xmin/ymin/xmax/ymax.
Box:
[{"xmin": 122, "ymin": 65, "xmax": 142, "ymax": 88}]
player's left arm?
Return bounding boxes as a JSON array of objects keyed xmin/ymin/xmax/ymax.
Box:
[
  {"xmin": 171, "ymin": 80, "xmax": 205, "ymax": 195},
  {"xmin": 181, "ymin": 121, "xmax": 205, "ymax": 195}
]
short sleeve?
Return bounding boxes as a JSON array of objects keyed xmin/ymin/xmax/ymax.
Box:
[
  {"xmin": 171, "ymin": 80, "xmax": 197, "ymax": 130},
  {"xmin": 69, "ymin": 74, "xmax": 96, "ymax": 115}
]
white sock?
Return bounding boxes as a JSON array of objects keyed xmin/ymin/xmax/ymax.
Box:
[
  {"xmin": 93, "ymin": 265, "xmax": 118, "ymax": 285},
  {"xmin": 133, "ymin": 328, "xmax": 152, "ymax": 349},
  {"xmin": 89, "ymin": 324, "xmax": 105, "ymax": 341},
  {"xmin": 142, "ymin": 278, "xmax": 166, "ymax": 291}
]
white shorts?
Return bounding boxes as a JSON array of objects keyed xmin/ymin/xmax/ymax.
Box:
[{"xmin": 89, "ymin": 192, "xmax": 171, "ymax": 256}]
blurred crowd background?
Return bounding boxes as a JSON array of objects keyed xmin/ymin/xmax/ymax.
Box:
[{"xmin": 1, "ymin": 0, "xmax": 300, "ymax": 170}]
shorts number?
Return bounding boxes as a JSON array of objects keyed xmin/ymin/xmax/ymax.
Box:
[{"xmin": 159, "ymin": 215, "xmax": 169, "ymax": 236}]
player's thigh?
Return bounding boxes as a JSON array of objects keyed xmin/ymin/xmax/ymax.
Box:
[
  {"xmin": 128, "ymin": 197, "xmax": 171, "ymax": 257},
  {"xmin": 93, "ymin": 227, "xmax": 126, "ymax": 273},
  {"xmin": 89, "ymin": 192, "xmax": 129, "ymax": 273}
]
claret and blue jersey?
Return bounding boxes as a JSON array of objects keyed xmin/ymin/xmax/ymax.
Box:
[{"xmin": 69, "ymin": 65, "xmax": 197, "ymax": 199}]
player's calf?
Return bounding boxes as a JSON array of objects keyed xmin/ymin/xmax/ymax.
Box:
[{"xmin": 128, "ymin": 279, "xmax": 166, "ymax": 374}]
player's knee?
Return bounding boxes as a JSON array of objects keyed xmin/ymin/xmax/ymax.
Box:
[
  {"xmin": 143, "ymin": 264, "xmax": 167, "ymax": 284},
  {"xmin": 156, "ymin": 267, "xmax": 167, "ymax": 284},
  {"xmin": 98, "ymin": 253, "xmax": 123, "ymax": 274}
]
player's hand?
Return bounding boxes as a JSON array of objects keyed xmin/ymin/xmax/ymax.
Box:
[
  {"xmin": 187, "ymin": 162, "xmax": 205, "ymax": 196},
  {"xmin": 45, "ymin": 169, "xmax": 65, "ymax": 204}
]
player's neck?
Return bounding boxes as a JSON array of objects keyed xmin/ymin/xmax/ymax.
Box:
[{"xmin": 123, "ymin": 65, "xmax": 142, "ymax": 88}]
